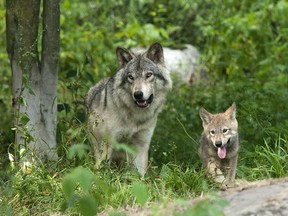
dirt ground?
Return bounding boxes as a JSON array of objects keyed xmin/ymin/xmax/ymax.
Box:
[{"xmin": 98, "ymin": 177, "xmax": 288, "ymax": 216}]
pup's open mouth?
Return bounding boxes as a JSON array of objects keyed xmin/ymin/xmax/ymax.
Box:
[
  {"xmin": 217, "ymin": 138, "xmax": 230, "ymax": 159},
  {"xmin": 135, "ymin": 94, "xmax": 154, "ymax": 108}
]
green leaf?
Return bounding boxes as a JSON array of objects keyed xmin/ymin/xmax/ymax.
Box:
[
  {"xmin": 62, "ymin": 174, "xmax": 77, "ymax": 198},
  {"xmin": 68, "ymin": 144, "xmax": 89, "ymax": 160},
  {"xmin": 19, "ymin": 113, "xmax": 30, "ymax": 125},
  {"xmin": 113, "ymin": 142, "xmax": 137, "ymax": 155},
  {"xmin": 78, "ymin": 195, "xmax": 97, "ymax": 216},
  {"xmin": 74, "ymin": 167, "xmax": 95, "ymax": 194},
  {"xmin": 131, "ymin": 182, "xmax": 148, "ymax": 207}
]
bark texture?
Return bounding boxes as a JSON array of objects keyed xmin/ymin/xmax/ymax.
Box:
[{"xmin": 6, "ymin": 0, "xmax": 60, "ymax": 161}]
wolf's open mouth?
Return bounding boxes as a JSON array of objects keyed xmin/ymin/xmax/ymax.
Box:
[
  {"xmin": 217, "ymin": 138, "xmax": 231, "ymax": 159},
  {"xmin": 217, "ymin": 146, "xmax": 227, "ymax": 159},
  {"xmin": 135, "ymin": 94, "xmax": 154, "ymax": 108}
]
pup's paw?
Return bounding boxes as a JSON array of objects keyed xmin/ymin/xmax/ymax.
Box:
[
  {"xmin": 220, "ymin": 184, "xmax": 228, "ymax": 191},
  {"xmin": 222, "ymin": 179, "xmax": 236, "ymax": 190},
  {"xmin": 215, "ymin": 175, "xmax": 225, "ymax": 184}
]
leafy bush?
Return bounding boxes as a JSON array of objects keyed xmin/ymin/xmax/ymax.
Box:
[{"xmin": 0, "ymin": 0, "xmax": 287, "ymax": 215}]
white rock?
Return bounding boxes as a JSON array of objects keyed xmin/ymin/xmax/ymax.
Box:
[
  {"xmin": 133, "ymin": 44, "xmax": 201, "ymax": 84},
  {"xmin": 163, "ymin": 44, "xmax": 200, "ymax": 84}
]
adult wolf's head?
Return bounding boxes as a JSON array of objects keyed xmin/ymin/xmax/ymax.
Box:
[
  {"xmin": 116, "ymin": 42, "xmax": 172, "ymax": 108},
  {"xmin": 199, "ymin": 102, "xmax": 238, "ymax": 159}
]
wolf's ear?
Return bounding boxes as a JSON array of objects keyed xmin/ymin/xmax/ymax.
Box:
[
  {"xmin": 225, "ymin": 102, "xmax": 236, "ymax": 120},
  {"xmin": 116, "ymin": 47, "xmax": 134, "ymax": 68},
  {"xmin": 146, "ymin": 42, "xmax": 164, "ymax": 64},
  {"xmin": 199, "ymin": 107, "xmax": 212, "ymax": 125}
]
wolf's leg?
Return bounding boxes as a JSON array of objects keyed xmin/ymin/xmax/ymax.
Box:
[
  {"xmin": 95, "ymin": 139, "xmax": 114, "ymax": 168},
  {"xmin": 89, "ymin": 131, "xmax": 113, "ymax": 169},
  {"xmin": 87, "ymin": 115, "xmax": 112, "ymax": 168},
  {"xmin": 223, "ymin": 154, "xmax": 238, "ymax": 188},
  {"xmin": 131, "ymin": 129, "xmax": 153, "ymax": 177},
  {"xmin": 133, "ymin": 146, "xmax": 149, "ymax": 178},
  {"xmin": 207, "ymin": 157, "xmax": 225, "ymax": 183},
  {"xmin": 198, "ymin": 146, "xmax": 208, "ymax": 168}
]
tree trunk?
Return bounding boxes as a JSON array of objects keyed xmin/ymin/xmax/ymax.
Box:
[{"xmin": 6, "ymin": 0, "xmax": 59, "ymax": 161}]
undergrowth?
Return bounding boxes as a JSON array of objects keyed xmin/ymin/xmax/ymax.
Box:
[
  {"xmin": 1, "ymin": 82, "xmax": 287, "ymax": 215},
  {"xmin": 1, "ymin": 0, "xmax": 288, "ymax": 215}
]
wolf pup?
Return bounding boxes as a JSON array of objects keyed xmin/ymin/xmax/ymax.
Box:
[
  {"xmin": 199, "ymin": 102, "xmax": 239, "ymax": 190},
  {"xmin": 85, "ymin": 42, "xmax": 172, "ymax": 177}
]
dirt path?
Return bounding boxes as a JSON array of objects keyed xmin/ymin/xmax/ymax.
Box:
[
  {"xmin": 222, "ymin": 177, "xmax": 288, "ymax": 215},
  {"xmin": 99, "ymin": 177, "xmax": 288, "ymax": 216}
]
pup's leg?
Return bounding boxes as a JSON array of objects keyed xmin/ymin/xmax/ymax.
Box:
[
  {"xmin": 207, "ymin": 157, "xmax": 225, "ymax": 184},
  {"xmin": 223, "ymin": 154, "xmax": 238, "ymax": 188}
]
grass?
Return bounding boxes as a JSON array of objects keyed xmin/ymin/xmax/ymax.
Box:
[
  {"xmin": 1, "ymin": 79, "xmax": 288, "ymax": 215},
  {"xmin": 1, "ymin": 1, "xmax": 288, "ymax": 215},
  {"xmin": 1, "ymin": 132, "xmax": 287, "ymax": 216}
]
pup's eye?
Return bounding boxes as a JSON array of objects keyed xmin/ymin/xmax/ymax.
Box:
[
  {"xmin": 128, "ymin": 74, "xmax": 134, "ymax": 80},
  {"xmin": 146, "ymin": 72, "xmax": 153, "ymax": 79},
  {"xmin": 222, "ymin": 128, "xmax": 229, "ymax": 133},
  {"xmin": 210, "ymin": 130, "xmax": 215, "ymax": 135}
]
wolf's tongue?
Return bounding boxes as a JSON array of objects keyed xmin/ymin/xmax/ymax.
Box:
[{"xmin": 218, "ymin": 146, "xmax": 227, "ymax": 159}]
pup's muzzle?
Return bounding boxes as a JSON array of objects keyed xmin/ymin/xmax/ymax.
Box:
[{"xmin": 215, "ymin": 138, "xmax": 231, "ymax": 159}]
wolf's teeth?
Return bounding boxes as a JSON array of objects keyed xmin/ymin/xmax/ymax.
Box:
[{"xmin": 136, "ymin": 100, "xmax": 148, "ymax": 108}]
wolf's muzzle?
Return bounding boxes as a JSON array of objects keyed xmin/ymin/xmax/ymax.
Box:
[
  {"xmin": 215, "ymin": 138, "xmax": 231, "ymax": 148},
  {"xmin": 134, "ymin": 91, "xmax": 144, "ymax": 100},
  {"xmin": 133, "ymin": 91, "xmax": 154, "ymax": 108}
]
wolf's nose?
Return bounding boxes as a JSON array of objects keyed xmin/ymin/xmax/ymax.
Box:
[
  {"xmin": 134, "ymin": 91, "xmax": 143, "ymax": 100},
  {"xmin": 215, "ymin": 141, "xmax": 222, "ymax": 147}
]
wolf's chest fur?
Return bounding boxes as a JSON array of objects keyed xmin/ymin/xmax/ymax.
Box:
[
  {"xmin": 89, "ymin": 103, "xmax": 157, "ymax": 143},
  {"xmin": 110, "ymin": 112, "xmax": 156, "ymax": 141}
]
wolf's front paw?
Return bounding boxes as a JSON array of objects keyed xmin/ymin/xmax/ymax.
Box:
[
  {"xmin": 220, "ymin": 184, "xmax": 227, "ymax": 191},
  {"xmin": 222, "ymin": 179, "xmax": 235, "ymax": 190},
  {"xmin": 215, "ymin": 175, "xmax": 225, "ymax": 184}
]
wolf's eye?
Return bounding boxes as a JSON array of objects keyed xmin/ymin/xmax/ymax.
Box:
[
  {"xmin": 210, "ymin": 130, "xmax": 215, "ymax": 135},
  {"xmin": 128, "ymin": 74, "xmax": 134, "ymax": 80},
  {"xmin": 222, "ymin": 128, "xmax": 229, "ymax": 133},
  {"xmin": 146, "ymin": 72, "xmax": 153, "ymax": 79}
]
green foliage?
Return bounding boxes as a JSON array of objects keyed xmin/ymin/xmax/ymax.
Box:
[
  {"xmin": 0, "ymin": 160, "xmax": 62, "ymax": 215},
  {"xmin": 131, "ymin": 182, "xmax": 149, "ymax": 207},
  {"xmin": 173, "ymin": 195, "xmax": 228, "ymax": 216},
  {"xmin": 193, "ymin": 0, "xmax": 288, "ymax": 79},
  {"xmin": 255, "ymin": 135, "xmax": 288, "ymax": 178},
  {"xmin": 158, "ymin": 164, "xmax": 210, "ymax": 196},
  {"xmin": 0, "ymin": 0, "xmax": 13, "ymax": 171},
  {"xmin": 62, "ymin": 166, "xmax": 98, "ymax": 216},
  {"xmin": 0, "ymin": 0, "xmax": 288, "ymax": 215}
]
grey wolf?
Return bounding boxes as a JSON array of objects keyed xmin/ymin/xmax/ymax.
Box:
[
  {"xmin": 85, "ymin": 42, "xmax": 172, "ymax": 177},
  {"xmin": 198, "ymin": 102, "xmax": 239, "ymax": 190}
]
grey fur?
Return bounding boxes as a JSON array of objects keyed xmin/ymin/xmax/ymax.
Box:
[
  {"xmin": 198, "ymin": 102, "xmax": 239, "ymax": 190},
  {"xmin": 85, "ymin": 42, "xmax": 172, "ymax": 177}
]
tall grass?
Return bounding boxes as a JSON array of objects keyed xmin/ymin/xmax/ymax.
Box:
[{"xmin": 1, "ymin": 0, "xmax": 288, "ymax": 215}]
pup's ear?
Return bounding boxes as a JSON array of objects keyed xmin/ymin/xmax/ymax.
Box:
[
  {"xmin": 116, "ymin": 47, "xmax": 134, "ymax": 68},
  {"xmin": 199, "ymin": 107, "xmax": 212, "ymax": 125},
  {"xmin": 225, "ymin": 102, "xmax": 236, "ymax": 120},
  {"xmin": 146, "ymin": 42, "xmax": 164, "ymax": 64}
]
